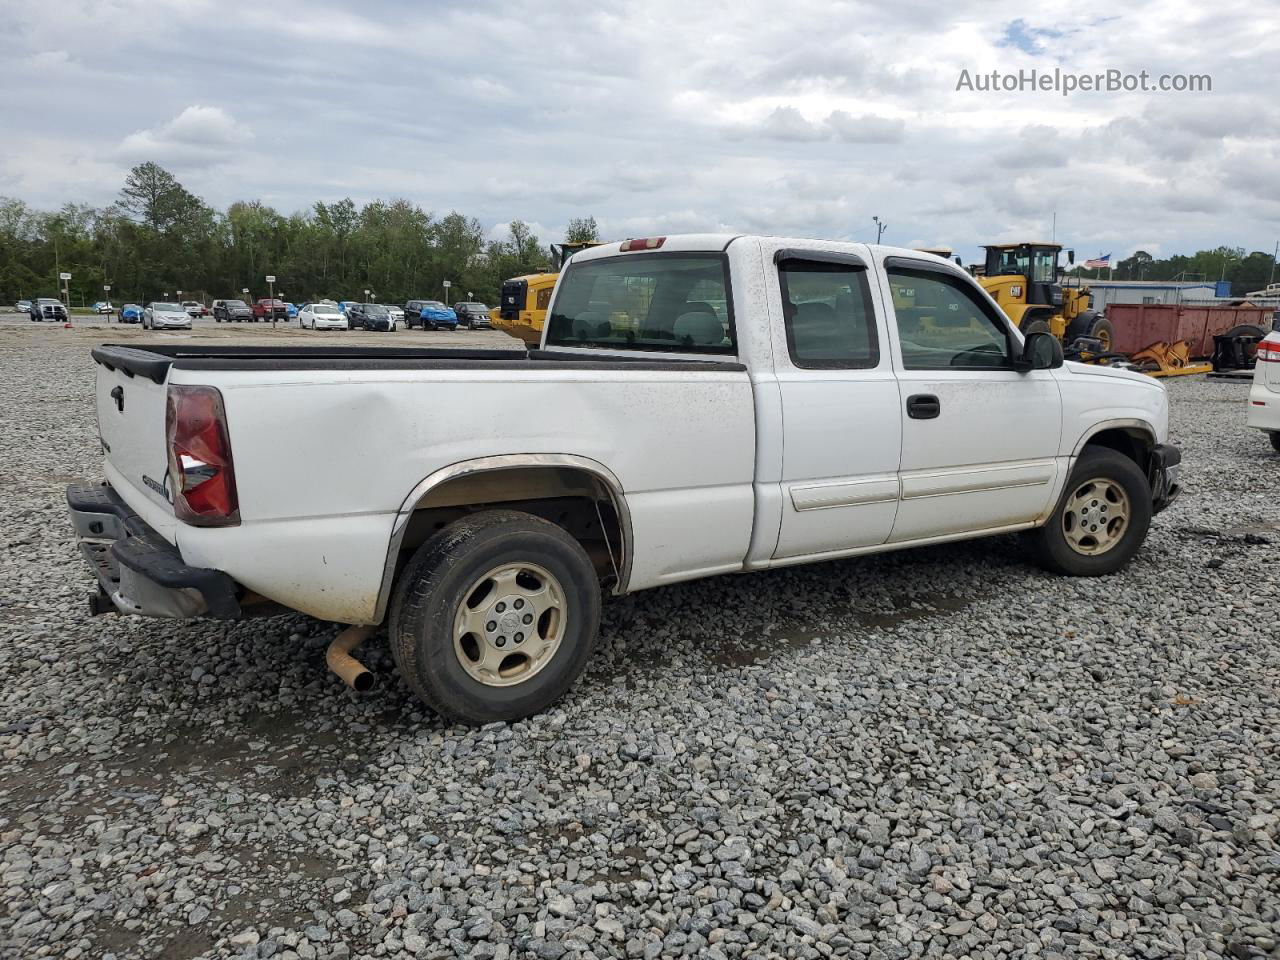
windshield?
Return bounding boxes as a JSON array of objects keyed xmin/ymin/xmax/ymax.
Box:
[
  {"xmin": 151, "ymin": 302, "xmax": 182, "ymax": 311},
  {"xmin": 546, "ymin": 253, "xmax": 734, "ymax": 354},
  {"xmin": 365, "ymin": 305, "xmax": 389, "ymax": 317},
  {"xmin": 423, "ymin": 301, "xmax": 445, "ymax": 310},
  {"xmin": 227, "ymin": 300, "xmax": 247, "ymax": 308},
  {"xmin": 313, "ymin": 305, "xmax": 339, "ymax": 315}
]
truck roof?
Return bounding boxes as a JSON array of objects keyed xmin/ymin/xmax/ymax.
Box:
[{"xmin": 571, "ymin": 235, "xmax": 960, "ymax": 268}]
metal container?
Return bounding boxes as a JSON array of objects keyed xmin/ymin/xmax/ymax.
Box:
[{"xmin": 1106, "ymin": 304, "xmax": 1273, "ymax": 357}]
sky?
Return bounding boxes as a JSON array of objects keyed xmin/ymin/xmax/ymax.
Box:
[{"xmin": 2, "ymin": 0, "xmax": 1277, "ymax": 266}]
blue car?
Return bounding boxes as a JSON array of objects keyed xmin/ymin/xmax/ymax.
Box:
[
  {"xmin": 285, "ymin": 302, "xmax": 299, "ymax": 319},
  {"xmin": 119, "ymin": 303, "xmax": 143, "ymax": 323},
  {"xmin": 416, "ymin": 300, "xmax": 458, "ymax": 330}
]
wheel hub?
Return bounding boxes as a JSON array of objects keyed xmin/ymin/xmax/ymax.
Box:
[
  {"xmin": 1062, "ymin": 477, "xmax": 1130, "ymax": 556},
  {"xmin": 454, "ymin": 563, "xmax": 565, "ymax": 687}
]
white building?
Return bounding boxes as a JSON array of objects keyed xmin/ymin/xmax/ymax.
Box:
[{"xmin": 1083, "ymin": 280, "xmax": 1224, "ymax": 310}]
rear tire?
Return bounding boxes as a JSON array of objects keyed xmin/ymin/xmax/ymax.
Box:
[
  {"xmin": 389, "ymin": 510, "xmax": 601, "ymax": 724},
  {"xmin": 1086, "ymin": 316, "xmax": 1115, "ymax": 352},
  {"xmin": 1027, "ymin": 447, "xmax": 1152, "ymax": 576},
  {"xmin": 1270, "ymin": 432, "xmax": 1280, "ymax": 454},
  {"xmin": 1020, "ymin": 316, "xmax": 1052, "ymax": 337}
]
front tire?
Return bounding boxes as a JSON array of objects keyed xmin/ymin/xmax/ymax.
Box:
[
  {"xmin": 1270, "ymin": 432, "xmax": 1280, "ymax": 454},
  {"xmin": 389, "ymin": 510, "xmax": 601, "ymax": 724},
  {"xmin": 1028, "ymin": 447, "xmax": 1152, "ymax": 576}
]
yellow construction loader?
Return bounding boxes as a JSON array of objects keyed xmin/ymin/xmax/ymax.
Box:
[
  {"xmin": 491, "ymin": 241, "xmax": 602, "ymax": 345},
  {"xmin": 977, "ymin": 242, "xmax": 1114, "ymax": 351}
]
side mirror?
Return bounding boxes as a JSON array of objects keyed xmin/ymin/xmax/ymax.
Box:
[
  {"xmin": 1067, "ymin": 249, "xmax": 1075, "ymax": 265},
  {"xmin": 1016, "ymin": 331, "xmax": 1064, "ymax": 371}
]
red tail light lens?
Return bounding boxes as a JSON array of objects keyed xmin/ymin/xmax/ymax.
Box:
[
  {"xmin": 1257, "ymin": 334, "xmax": 1280, "ymax": 363},
  {"xmin": 165, "ymin": 385, "xmax": 239, "ymax": 526}
]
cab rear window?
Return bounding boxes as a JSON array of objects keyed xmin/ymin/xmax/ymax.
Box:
[{"xmin": 545, "ymin": 253, "xmax": 734, "ymax": 354}]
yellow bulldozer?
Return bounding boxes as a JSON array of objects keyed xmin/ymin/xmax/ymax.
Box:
[
  {"xmin": 977, "ymin": 242, "xmax": 1114, "ymax": 352},
  {"xmin": 491, "ymin": 241, "xmax": 602, "ymax": 345}
]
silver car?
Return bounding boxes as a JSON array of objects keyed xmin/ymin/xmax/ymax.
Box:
[{"xmin": 143, "ymin": 302, "xmax": 193, "ymax": 330}]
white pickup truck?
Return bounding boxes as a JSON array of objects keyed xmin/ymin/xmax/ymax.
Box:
[{"xmin": 68, "ymin": 235, "xmax": 1181, "ymax": 722}]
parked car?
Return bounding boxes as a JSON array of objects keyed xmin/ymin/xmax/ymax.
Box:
[
  {"xmin": 285, "ymin": 303, "xmax": 299, "ymax": 319},
  {"xmin": 299, "ymin": 302, "xmax": 349, "ymax": 330},
  {"xmin": 15, "ymin": 299, "xmax": 31, "ymax": 314},
  {"xmin": 29, "ymin": 298, "xmax": 68, "ymax": 322},
  {"xmin": 213, "ymin": 299, "xmax": 253, "ymax": 322},
  {"xmin": 453, "ymin": 301, "xmax": 491, "ymax": 328},
  {"xmin": 182, "ymin": 301, "xmax": 208, "ymax": 318},
  {"xmin": 119, "ymin": 303, "xmax": 143, "ymax": 323},
  {"xmin": 385, "ymin": 305, "xmax": 404, "ymax": 329},
  {"xmin": 252, "ymin": 298, "xmax": 289, "ymax": 322},
  {"xmin": 348, "ymin": 302, "xmax": 394, "ymax": 331},
  {"xmin": 1247, "ymin": 331, "xmax": 1280, "ymax": 452},
  {"xmin": 416, "ymin": 300, "xmax": 459, "ymax": 330},
  {"xmin": 93, "ymin": 301, "xmax": 115, "ymax": 315},
  {"xmin": 67, "ymin": 234, "xmax": 1182, "ymax": 724},
  {"xmin": 338, "ymin": 301, "xmax": 357, "ymax": 317},
  {"xmin": 142, "ymin": 301, "xmax": 193, "ymax": 330}
]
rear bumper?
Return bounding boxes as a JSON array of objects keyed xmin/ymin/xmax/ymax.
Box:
[
  {"xmin": 66, "ymin": 481, "xmax": 241, "ymax": 619},
  {"xmin": 1149, "ymin": 444, "xmax": 1182, "ymax": 514}
]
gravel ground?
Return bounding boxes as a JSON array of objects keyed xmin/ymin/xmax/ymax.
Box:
[{"xmin": 1, "ymin": 318, "xmax": 1277, "ymax": 960}]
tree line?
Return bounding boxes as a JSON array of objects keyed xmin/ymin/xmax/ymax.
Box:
[
  {"xmin": 0, "ymin": 162, "xmax": 600, "ymax": 308},
  {"xmin": 1067, "ymin": 246, "xmax": 1278, "ymax": 293}
]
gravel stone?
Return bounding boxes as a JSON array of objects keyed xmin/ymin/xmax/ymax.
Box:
[{"xmin": 0, "ymin": 325, "xmax": 1277, "ymax": 959}]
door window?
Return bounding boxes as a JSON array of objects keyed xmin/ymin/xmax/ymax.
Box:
[
  {"xmin": 888, "ymin": 266, "xmax": 1012, "ymax": 369},
  {"xmin": 778, "ymin": 259, "xmax": 878, "ymax": 368}
]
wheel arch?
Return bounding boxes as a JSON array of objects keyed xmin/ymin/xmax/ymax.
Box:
[
  {"xmin": 1072, "ymin": 420, "xmax": 1157, "ymax": 471},
  {"xmin": 373, "ymin": 455, "xmax": 633, "ymax": 623}
]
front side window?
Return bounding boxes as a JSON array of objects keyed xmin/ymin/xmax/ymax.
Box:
[
  {"xmin": 778, "ymin": 259, "xmax": 878, "ymax": 368},
  {"xmin": 888, "ymin": 266, "xmax": 1012, "ymax": 369},
  {"xmin": 546, "ymin": 253, "xmax": 733, "ymax": 354}
]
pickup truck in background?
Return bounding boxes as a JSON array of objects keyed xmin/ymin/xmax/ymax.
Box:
[
  {"xmin": 252, "ymin": 298, "xmax": 288, "ymax": 322},
  {"xmin": 68, "ymin": 235, "xmax": 1181, "ymax": 723}
]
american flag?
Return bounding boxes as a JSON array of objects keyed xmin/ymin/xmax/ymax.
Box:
[{"xmin": 1085, "ymin": 253, "xmax": 1111, "ymax": 269}]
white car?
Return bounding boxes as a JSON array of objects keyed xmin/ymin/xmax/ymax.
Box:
[
  {"xmin": 300, "ymin": 302, "xmax": 349, "ymax": 330},
  {"xmin": 386, "ymin": 305, "xmax": 404, "ymax": 330},
  {"xmin": 142, "ymin": 302, "xmax": 193, "ymax": 330},
  {"xmin": 1247, "ymin": 331, "xmax": 1280, "ymax": 452},
  {"xmin": 68, "ymin": 234, "xmax": 1181, "ymax": 724}
]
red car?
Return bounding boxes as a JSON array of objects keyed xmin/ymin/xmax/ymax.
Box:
[{"xmin": 252, "ymin": 298, "xmax": 288, "ymax": 322}]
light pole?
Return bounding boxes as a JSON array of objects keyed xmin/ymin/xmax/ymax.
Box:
[
  {"xmin": 104, "ymin": 284, "xmax": 112, "ymax": 322},
  {"xmin": 443, "ymin": 279, "xmax": 452, "ymax": 305},
  {"xmin": 872, "ymin": 216, "xmax": 887, "ymax": 244}
]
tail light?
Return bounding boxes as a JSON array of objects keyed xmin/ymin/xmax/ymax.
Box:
[
  {"xmin": 165, "ymin": 385, "xmax": 239, "ymax": 526},
  {"xmin": 620, "ymin": 237, "xmax": 666, "ymax": 252},
  {"xmin": 1257, "ymin": 334, "xmax": 1280, "ymax": 363}
]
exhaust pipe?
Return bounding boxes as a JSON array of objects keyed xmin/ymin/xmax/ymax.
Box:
[{"xmin": 326, "ymin": 625, "xmax": 376, "ymax": 692}]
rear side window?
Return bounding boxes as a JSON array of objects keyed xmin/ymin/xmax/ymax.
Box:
[
  {"xmin": 546, "ymin": 253, "xmax": 734, "ymax": 354},
  {"xmin": 778, "ymin": 259, "xmax": 878, "ymax": 368}
]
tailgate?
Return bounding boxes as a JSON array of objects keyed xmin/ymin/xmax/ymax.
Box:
[{"xmin": 94, "ymin": 354, "xmax": 176, "ymax": 521}]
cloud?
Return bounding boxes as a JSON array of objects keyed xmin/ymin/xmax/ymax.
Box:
[
  {"xmin": 736, "ymin": 106, "xmax": 905, "ymax": 144},
  {"xmin": 117, "ymin": 106, "xmax": 251, "ymax": 167}
]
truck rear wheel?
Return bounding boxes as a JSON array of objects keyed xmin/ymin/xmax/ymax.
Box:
[
  {"xmin": 1027, "ymin": 447, "xmax": 1152, "ymax": 576},
  {"xmin": 389, "ymin": 509, "xmax": 601, "ymax": 723}
]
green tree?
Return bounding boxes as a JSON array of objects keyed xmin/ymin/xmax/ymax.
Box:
[{"xmin": 564, "ymin": 216, "xmax": 599, "ymax": 245}]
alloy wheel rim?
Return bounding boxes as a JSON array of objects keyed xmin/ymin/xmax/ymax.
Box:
[
  {"xmin": 1062, "ymin": 477, "xmax": 1130, "ymax": 556},
  {"xmin": 453, "ymin": 562, "xmax": 566, "ymax": 687}
]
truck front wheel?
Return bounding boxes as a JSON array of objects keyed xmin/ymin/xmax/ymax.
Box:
[
  {"xmin": 1027, "ymin": 447, "xmax": 1152, "ymax": 576},
  {"xmin": 389, "ymin": 509, "xmax": 601, "ymax": 723}
]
